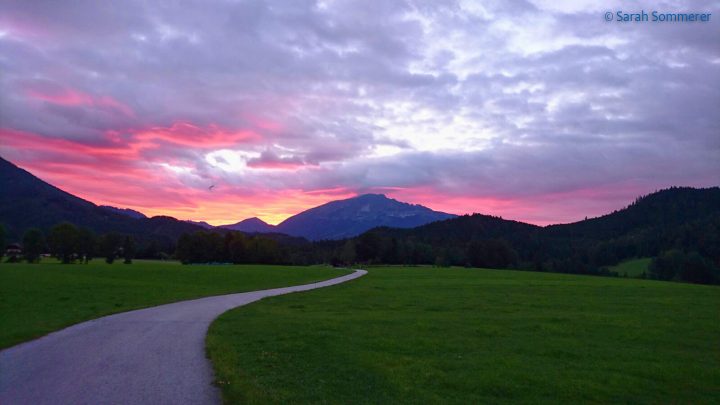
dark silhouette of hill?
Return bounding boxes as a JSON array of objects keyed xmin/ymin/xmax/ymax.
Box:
[
  {"xmin": 203, "ymin": 195, "xmax": 455, "ymax": 240},
  {"xmin": 184, "ymin": 220, "xmax": 214, "ymax": 229},
  {"xmin": 545, "ymin": 187, "xmax": 720, "ymax": 239},
  {"xmin": 0, "ymin": 156, "xmax": 453, "ymax": 246},
  {"xmin": 3, "ymin": 155, "xmax": 717, "ymax": 283},
  {"xmin": 275, "ymin": 193, "xmax": 456, "ymax": 240},
  {"xmin": 0, "ymin": 157, "xmax": 203, "ymax": 245},
  {"xmin": 219, "ymin": 217, "xmax": 275, "ymax": 233},
  {"xmin": 359, "ymin": 186, "xmax": 720, "ymax": 277},
  {"xmin": 170, "ymin": 186, "xmax": 719, "ymax": 284},
  {"xmin": 100, "ymin": 206, "xmax": 147, "ymax": 219}
]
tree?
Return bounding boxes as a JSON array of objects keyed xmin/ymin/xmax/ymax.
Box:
[
  {"xmin": 140, "ymin": 240, "xmax": 160, "ymax": 259},
  {"xmin": 122, "ymin": 236, "xmax": 135, "ymax": 264},
  {"xmin": 22, "ymin": 228, "xmax": 46, "ymax": 263},
  {"xmin": 99, "ymin": 232, "xmax": 123, "ymax": 264},
  {"xmin": 339, "ymin": 240, "xmax": 356, "ymax": 265},
  {"xmin": 227, "ymin": 233, "xmax": 248, "ymax": 264},
  {"xmin": 648, "ymin": 249, "xmax": 684, "ymax": 281},
  {"xmin": 175, "ymin": 231, "xmax": 285, "ymax": 265},
  {"xmin": 355, "ymin": 232, "xmax": 381, "ymax": 263},
  {"xmin": 649, "ymin": 250, "xmax": 719, "ymax": 285},
  {"xmin": 77, "ymin": 228, "xmax": 97, "ymax": 264},
  {"xmin": 47, "ymin": 222, "xmax": 80, "ymax": 264},
  {"xmin": 175, "ymin": 233, "xmax": 194, "ymax": 264},
  {"xmin": 175, "ymin": 231, "xmax": 224, "ymax": 263},
  {"xmin": 466, "ymin": 239, "xmax": 517, "ymax": 269},
  {"xmin": 248, "ymin": 237, "xmax": 279, "ymax": 264},
  {"xmin": 679, "ymin": 252, "xmax": 719, "ymax": 285}
]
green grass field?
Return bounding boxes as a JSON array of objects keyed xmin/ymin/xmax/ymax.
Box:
[
  {"xmin": 207, "ymin": 267, "xmax": 720, "ymax": 404},
  {"xmin": 0, "ymin": 260, "xmax": 346, "ymax": 349},
  {"xmin": 609, "ymin": 257, "xmax": 652, "ymax": 277}
]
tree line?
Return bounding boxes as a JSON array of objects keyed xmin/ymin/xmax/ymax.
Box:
[
  {"xmin": 0, "ymin": 222, "xmax": 137, "ymax": 264},
  {"xmin": 171, "ymin": 229, "xmax": 520, "ymax": 269},
  {"xmin": 333, "ymin": 188, "xmax": 720, "ymax": 285},
  {"xmin": 2, "ymin": 187, "xmax": 718, "ymax": 285},
  {"xmin": 175, "ymin": 231, "xmax": 283, "ymax": 264}
]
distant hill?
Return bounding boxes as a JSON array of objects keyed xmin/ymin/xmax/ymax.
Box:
[
  {"xmin": 545, "ymin": 187, "xmax": 720, "ymax": 239},
  {"xmin": 219, "ymin": 217, "xmax": 275, "ymax": 233},
  {"xmin": 0, "ymin": 156, "xmax": 203, "ymax": 247},
  {"xmin": 4, "ymin": 155, "xmax": 717, "ymax": 283},
  {"xmin": 100, "ymin": 206, "xmax": 147, "ymax": 219},
  {"xmin": 214, "ymin": 194, "xmax": 455, "ymax": 240},
  {"xmin": 361, "ymin": 186, "xmax": 720, "ymax": 274},
  {"xmin": 0, "ymin": 156, "xmax": 454, "ymax": 244},
  {"xmin": 185, "ymin": 220, "xmax": 214, "ymax": 229},
  {"xmin": 274, "ymin": 193, "xmax": 456, "ymax": 240}
]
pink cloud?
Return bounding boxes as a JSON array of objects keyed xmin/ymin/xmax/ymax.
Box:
[
  {"xmin": 25, "ymin": 85, "xmax": 135, "ymax": 117},
  {"xmin": 0, "ymin": 126, "xmax": 353, "ymax": 225},
  {"xmin": 0, "ymin": 124, "xmax": 710, "ymax": 228},
  {"xmin": 132, "ymin": 122, "xmax": 260, "ymax": 149}
]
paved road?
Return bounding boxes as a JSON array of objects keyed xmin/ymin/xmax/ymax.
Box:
[{"xmin": 0, "ymin": 269, "xmax": 366, "ymax": 405}]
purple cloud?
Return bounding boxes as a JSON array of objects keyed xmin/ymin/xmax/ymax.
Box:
[{"xmin": 0, "ymin": 0, "xmax": 718, "ymax": 225}]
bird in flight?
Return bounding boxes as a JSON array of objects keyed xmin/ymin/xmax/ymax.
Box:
[{"xmin": 208, "ymin": 185, "xmax": 215, "ymax": 191}]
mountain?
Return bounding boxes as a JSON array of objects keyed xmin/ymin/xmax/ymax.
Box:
[
  {"xmin": 220, "ymin": 217, "xmax": 275, "ymax": 233},
  {"xmin": 214, "ymin": 194, "xmax": 455, "ymax": 240},
  {"xmin": 360, "ymin": 186, "xmax": 720, "ymax": 275},
  {"xmin": 0, "ymin": 156, "xmax": 203, "ymax": 245},
  {"xmin": 275, "ymin": 193, "xmax": 456, "ymax": 240},
  {"xmin": 0, "ymin": 156, "xmax": 454, "ymax": 245},
  {"xmin": 6, "ymin": 154, "xmax": 715, "ymax": 282},
  {"xmin": 185, "ymin": 220, "xmax": 214, "ymax": 229},
  {"xmin": 100, "ymin": 205, "xmax": 147, "ymax": 219},
  {"xmin": 544, "ymin": 187, "xmax": 720, "ymax": 239}
]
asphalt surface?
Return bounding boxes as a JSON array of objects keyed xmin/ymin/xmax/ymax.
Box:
[{"xmin": 0, "ymin": 269, "xmax": 366, "ymax": 405}]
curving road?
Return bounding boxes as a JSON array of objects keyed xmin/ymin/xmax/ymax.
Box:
[{"xmin": 0, "ymin": 269, "xmax": 366, "ymax": 405}]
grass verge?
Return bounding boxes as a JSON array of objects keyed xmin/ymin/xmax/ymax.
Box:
[
  {"xmin": 207, "ymin": 267, "xmax": 720, "ymax": 404},
  {"xmin": 0, "ymin": 260, "xmax": 346, "ymax": 349}
]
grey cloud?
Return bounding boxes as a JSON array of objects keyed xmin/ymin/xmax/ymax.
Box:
[{"xmin": 0, "ymin": 0, "xmax": 717, "ymax": 218}]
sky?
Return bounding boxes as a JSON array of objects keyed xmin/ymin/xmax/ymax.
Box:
[{"xmin": 0, "ymin": 0, "xmax": 718, "ymax": 226}]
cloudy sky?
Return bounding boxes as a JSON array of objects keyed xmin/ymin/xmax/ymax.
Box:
[{"xmin": 1, "ymin": 0, "xmax": 718, "ymax": 225}]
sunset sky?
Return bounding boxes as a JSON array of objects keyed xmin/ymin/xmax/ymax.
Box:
[{"xmin": 1, "ymin": 0, "xmax": 718, "ymax": 226}]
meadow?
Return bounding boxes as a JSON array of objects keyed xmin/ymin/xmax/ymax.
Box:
[
  {"xmin": 0, "ymin": 260, "xmax": 346, "ymax": 349},
  {"xmin": 207, "ymin": 266, "xmax": 720, "ymax": 404},
  {"xmin": 609, "ymin": 257, "xmax": 652, "ymax": 278}
]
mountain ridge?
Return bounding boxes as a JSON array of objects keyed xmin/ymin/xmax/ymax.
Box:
[
  {"xmin": 219, "ymin": 217, "xmax": 275, "ymax": 233},
  {"xmin": 0, "ymin": 157, "xmax": 204, "ymax": 247},
  {"xmin": 3, "ymin": 155, "xmax": 718, "ymax": 282},
  {"xmin": 0, "ymin": 156, "xmax": 455, "ymax": 242},
  {"xmin": 202, "ymin": 194, "xmax": 457, "ymax": 240},
  {"xmin": 358, "ymin": 186, "xmax": 720, "ymax": 273},
  {"xmin": 273, "ymin": 193, "xmax": 456, "ymax": 240},
  {"xmin": 100, "ymin": 206, "xmax": 147, "ymax": 220}
]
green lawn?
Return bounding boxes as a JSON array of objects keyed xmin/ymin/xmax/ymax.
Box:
[
  {"xmin": 609, "ymin": 257, "xmax": 652, "ymax": 277},
  {"xmin": 207, "ymin": 267, "xmax": 720, "ymax": 404},
  {"xmin": 0, "ymin": 260, "xmax": 346, "ymax": 349}
]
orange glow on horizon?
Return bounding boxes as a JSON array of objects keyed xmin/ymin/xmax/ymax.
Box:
[
  {"xmin": 0, "ymin": 127, "xmax": 652, "ymax": 228},
  {"xmin": 128, "ymin": 190, "xmax": 357, "ymax": 226}
]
